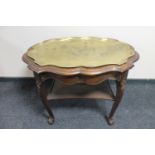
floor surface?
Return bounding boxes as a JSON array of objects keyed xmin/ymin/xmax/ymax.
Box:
[{"xmin": 0, "ymin": 79, "xmax": 155, "ymax": 129}]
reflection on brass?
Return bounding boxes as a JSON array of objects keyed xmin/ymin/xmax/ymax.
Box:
[{"xmin": 27, "ymin": 37, "xmax": 136, "ymax": 67}]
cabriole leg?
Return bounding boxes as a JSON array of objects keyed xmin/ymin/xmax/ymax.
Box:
[
  {"xmin": 106, "ymin": 71, "xmax": 128, "ymax": 125},
  {"xmin": 33, "ymin": 72, "xmax": 55, "ymax": 124}
]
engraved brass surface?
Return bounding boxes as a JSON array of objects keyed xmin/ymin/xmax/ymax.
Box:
[{"xmin": 27, "ymin": 37, "xmax": 136, "ymax": 67}]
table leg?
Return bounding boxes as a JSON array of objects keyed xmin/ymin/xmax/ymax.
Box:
[
  {"xmin": 106, "ymin": 71, "xmax": 128, "ymax": 125},
  {"xmin": 33, "ymin": 72, "xmax": 55, "ymax": 124}
]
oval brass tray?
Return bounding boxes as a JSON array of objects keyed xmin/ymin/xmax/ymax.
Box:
[{"xmin": 27, "ymin": 37, "xmax": 136, "ymax": 67}]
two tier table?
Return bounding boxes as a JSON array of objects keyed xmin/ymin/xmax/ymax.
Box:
[{"xmin": 22, "ymin": 37, "xmax": 139, "ymax": 125}]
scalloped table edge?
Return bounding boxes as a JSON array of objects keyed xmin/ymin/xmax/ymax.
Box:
[{"xmin": 22, "ymin": 52, "xmax": 139, "ymax": 76}]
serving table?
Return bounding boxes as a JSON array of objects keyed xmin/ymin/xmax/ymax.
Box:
[{"xmin": 22, "ymin": 37, "xmax": 139, "ymax": 125}]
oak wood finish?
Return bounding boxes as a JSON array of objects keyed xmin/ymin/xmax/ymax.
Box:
[{"xmin": 22, "ymin": 44, "xmax": 139, "ymax": 125}]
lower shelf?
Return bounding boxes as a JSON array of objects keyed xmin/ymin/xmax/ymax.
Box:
[{"xmin": 47, "ymin": 80, "xmax": 115, "ymax": 100}]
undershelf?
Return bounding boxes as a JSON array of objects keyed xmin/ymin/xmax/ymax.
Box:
[{"xmin": 47, "ymin": 80, "xmax": 115, "ymax": 100}]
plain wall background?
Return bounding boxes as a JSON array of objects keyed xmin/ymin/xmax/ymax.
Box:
[{"xmin": 0, "ymin": 26, "xmax": 154, "ymax": 79}]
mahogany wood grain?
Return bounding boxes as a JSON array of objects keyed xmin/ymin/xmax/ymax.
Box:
[{"xmin": 22, "ymin": 48, "xmax": 139, "ymax": 125}]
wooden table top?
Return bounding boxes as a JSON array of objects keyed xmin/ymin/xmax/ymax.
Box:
[{"xmin": 27, "ymin": 37, "xmax": 136, "ymax": 67}]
